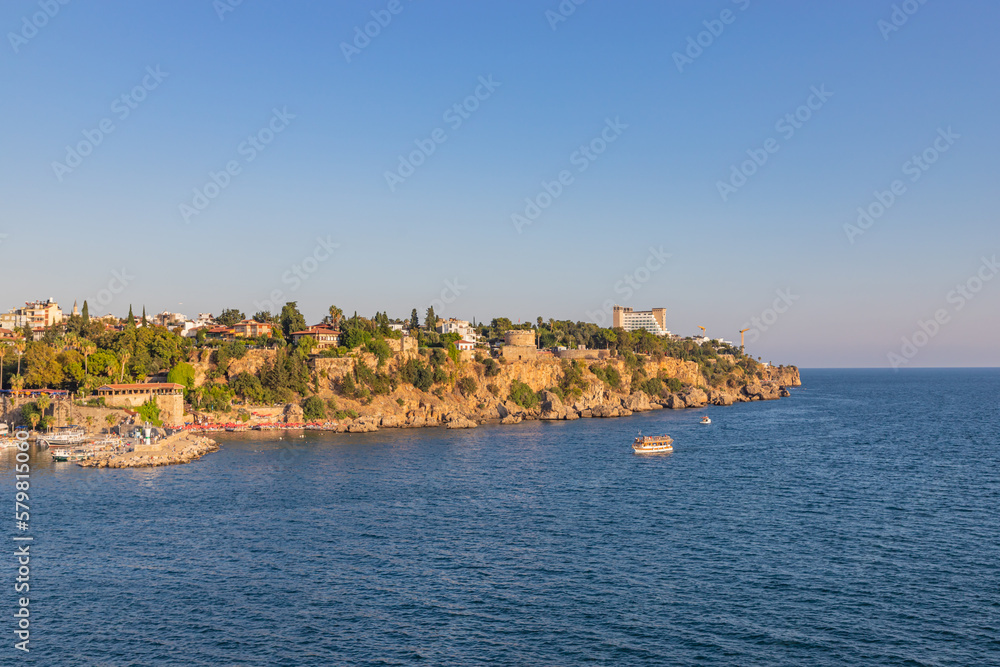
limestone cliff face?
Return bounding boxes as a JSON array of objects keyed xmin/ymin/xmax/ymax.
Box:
[
  {"xmin": 285, "ymin": 355, "xmax": 800, "ymax": 430},
  {"xmin": 196, "ymin": 348, "xmax": 799, "ymax": 431}
]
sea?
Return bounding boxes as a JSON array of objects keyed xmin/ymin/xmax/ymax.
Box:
[{"xmin": 7, "ymin": 368, "xmax": 999, "ymax": 666}]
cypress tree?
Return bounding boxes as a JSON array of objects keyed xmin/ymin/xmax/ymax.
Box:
[
  {"xmin": 81, "ymin": 300, "xmax": 89, "ymax": 324},
  {"xmin": 126, "ymin": 305, "xmax": 136, "ymax": 328}
]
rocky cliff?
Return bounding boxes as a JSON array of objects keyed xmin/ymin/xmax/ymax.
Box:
[{"xmin": 241, "ymin": 354, "xmax": 803, "ymax": 432}]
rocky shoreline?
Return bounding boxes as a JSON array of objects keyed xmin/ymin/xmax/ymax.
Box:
[
  {"xmin": 74, "ymin": 362, "xmax": 799, "ymax": 467},
  {"xmin": 260, "ymin": 363, "xmax": 800, "ymax": 433}
]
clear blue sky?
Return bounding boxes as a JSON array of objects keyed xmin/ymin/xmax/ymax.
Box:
[{"xmin": 1, "ymin": 0, "xmax": 997, "ymax": 368}]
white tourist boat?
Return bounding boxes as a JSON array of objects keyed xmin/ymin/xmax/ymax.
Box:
[
  {"xmin": 701, "ymin": 416, "xmax": 711, "ymax": 424},
  {"xmin": 632, "ymin": 432, "xmax": 674, "ymax": 454},
  {"xmin": 50, "ymin": 437, "xmax": 126, "ymax": 462},
  {"xmin": 38, "ymin": 425, "xmax": 87, "ymax": 450}
]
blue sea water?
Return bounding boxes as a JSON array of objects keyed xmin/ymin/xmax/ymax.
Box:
[{"xmin": 8, "ymin": 369, "xmax": 1000, "ymax": 666}]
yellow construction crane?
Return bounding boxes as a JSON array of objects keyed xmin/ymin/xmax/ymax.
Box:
[
  {"xmin": 698, "ymin": 326, "xmax": 706, "ymax": 337},
  {"xmin": 739, "ymin": 328, "xmax": 750, "ymax": 348}
]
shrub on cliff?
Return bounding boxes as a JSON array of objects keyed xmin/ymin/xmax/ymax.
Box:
[
  {"xmin": 508, "ymin": 380, "xmax": 539, "ymax": 409},
  {"xmin": 166, "ymin": 362, "xmax": 196, "ymax": 390},
  {"xmin": 399, "ymin": 358, "xmax": 433, "ymax": 392},
  {"xmin": 483, "ymin": 358, "xmax": 501, "ymax": 377},
  {"xmin": 456, "ymin": 376, "xmax": 477, "ymax": 396},
  {"xmin": 590, "ymin": 363, "xmax": 622, "ymax": 391},
  {"xmin": 230, "ymin": 372, "xmax": 265, "ymax": 403},
  {"xmin": 301, "ymin": 396, "xmax": 326, "ymax": 421}
]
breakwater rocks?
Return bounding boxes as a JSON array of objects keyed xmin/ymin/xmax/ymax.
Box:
[{"xmin": 78, "ymin": 433, "xmax": 218, "ymax": 469}]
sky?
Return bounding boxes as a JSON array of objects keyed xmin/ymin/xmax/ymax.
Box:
[{"xmin": 1, "ymin": 0, "xmax": 997, "ymax": 368}]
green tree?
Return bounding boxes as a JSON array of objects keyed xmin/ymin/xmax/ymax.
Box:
[
  {"xmin": 24, "ymin": 344, "xmax": 63, "ymax": 388},
  {"xmin": 425, "ymin": 306, "xmax": 437, "ymax": 331},
  {"xmin": 137, "ymin": 397, "xmax": 162, "ymax": 426},
  {"xmin": 217, "ymin": 308, "xmax": 245, "ymax": 326},
  {"xmin": 508, "ymin": 380, "xmax": 539, "ymax": 409},
  {"xmin": 296, "ymin": 335, "xmax": 316, "ymax": 356},
  {"xmin": 167, "ymin": 362, "xmax": 196, "ymax": 389},
  {"xmin": 410, "ymin": 308, "xmax": 419, "ymax": 329},
  {"xmin": 230, "ymin": 372, "xmax": 265, "ymax": 403},
  {"xmin": 141, "ymin": 306, "xmax": 147, "ymax": 327},
  {"xmin": 126, "ymin": 306, "xmax": 136, "ymax": 328},
  {"xmin": 366, "ymin": 337, "xmax": 391, "ymax": 367},
  {"xmin": 301, "ymin": 395, "xmax": 326, "ymax": 421},
  {"xmin": 81, "ymin": 300, "xmax": 90, "ymax": 325},
  {"xmin": 280, "ymin": 302, "xmax": 307, "ymax": 342}
]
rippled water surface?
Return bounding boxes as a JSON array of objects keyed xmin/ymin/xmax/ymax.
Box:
[{"xmin": 10, "ymin": 369, "xmax": 1000, "ymax": 665}]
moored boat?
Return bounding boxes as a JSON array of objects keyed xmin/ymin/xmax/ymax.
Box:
[
  {"xmin": 38, "ymin": 425, "xmax": 87, "ymax": 450},
  {"xmin": 632, "ymin": 432, "xmax": 673, "ymax": 454}
]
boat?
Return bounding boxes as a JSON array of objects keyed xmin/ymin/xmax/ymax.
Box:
[
  {"xmin": 632, "ymin": 432, "xmax": 673, "ymax": 454},
  {"xmin": 38, "ymin": 425, "xmax": 87, "ymax": 450},
  {"xmin": 50, "ymin": 447, "xmax": 92, "ymax": 462},
  {"xmin": 49, "ymin": 436, "xmax": 127, "ymax": 462},
  {"xmin": 0, "ymin": 438, "xmax": 19, "ymax": 449},
  {"xmin": 700, "ymin": 416, "xmax": 711, "ymax": 424}
]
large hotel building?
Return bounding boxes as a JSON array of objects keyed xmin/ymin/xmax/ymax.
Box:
[{"xmin": 612, "ymin": 305, "xmax": 670, "ymax": 336}]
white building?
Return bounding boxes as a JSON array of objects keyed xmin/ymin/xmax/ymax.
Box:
[
  {"xmin": 1, "ymin": 299, "xmax": 64, "ymax": 331},
  {"xmin": 437, "ymin": 318, "xmax": 479, "ymax": 342},
  {"xmin": 612, "ymin": 305, "xmax": 670, "ymax": 336}
]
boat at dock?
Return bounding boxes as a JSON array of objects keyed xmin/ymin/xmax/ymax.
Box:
[
  {"xmin": 632, "ymin": 432, "xmax": 673, "ymax": 454},
  {"xmin": 49, "ymin": 436, "xmax": 128, "ymax": 462},
  {"xmin": 38, "ymin": 425, "xmax": 87, "ymax": 450}
]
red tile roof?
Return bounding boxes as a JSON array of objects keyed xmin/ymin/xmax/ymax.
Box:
[{"xmin": 97, "ymin": 383, "xmax": 184, "ymax": 391}]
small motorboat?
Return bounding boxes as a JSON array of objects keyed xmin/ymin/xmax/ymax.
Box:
[{"xmin": 700, "ymin": 416, "xmax": 711, "ymax": 424}]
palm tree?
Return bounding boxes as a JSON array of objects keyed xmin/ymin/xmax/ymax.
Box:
[
  {"xmin": 105, "ymin": 413, "xmax": 118, "ymax": 433},
  {"xmin": 29, "ymin": 413, "xmax": 39, "ymax": 433},
  {"xmin": 37, "ymin": 395, "xmax": 51, "ymax": 424},
  {"xmin": 328, "ymin": 305, "xmax": 343, "ymax": 329},
  {"xmin": 13, "ymin": 338, "xmax": 26, "ymax": 376},
  {"xmin": 85, "ymin": 415, "xmax": 94, "ymax": 432},
  {"xmin": 11, "ymin": 375, "xmax": 24, "ymax": 392},
  {"xmin": 81, "ymin": 341, "xmax": 96, "ymax": 376},
  {"xmin": 0, "ymin": 343, "xmax": 8, "ymax": 390}
]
